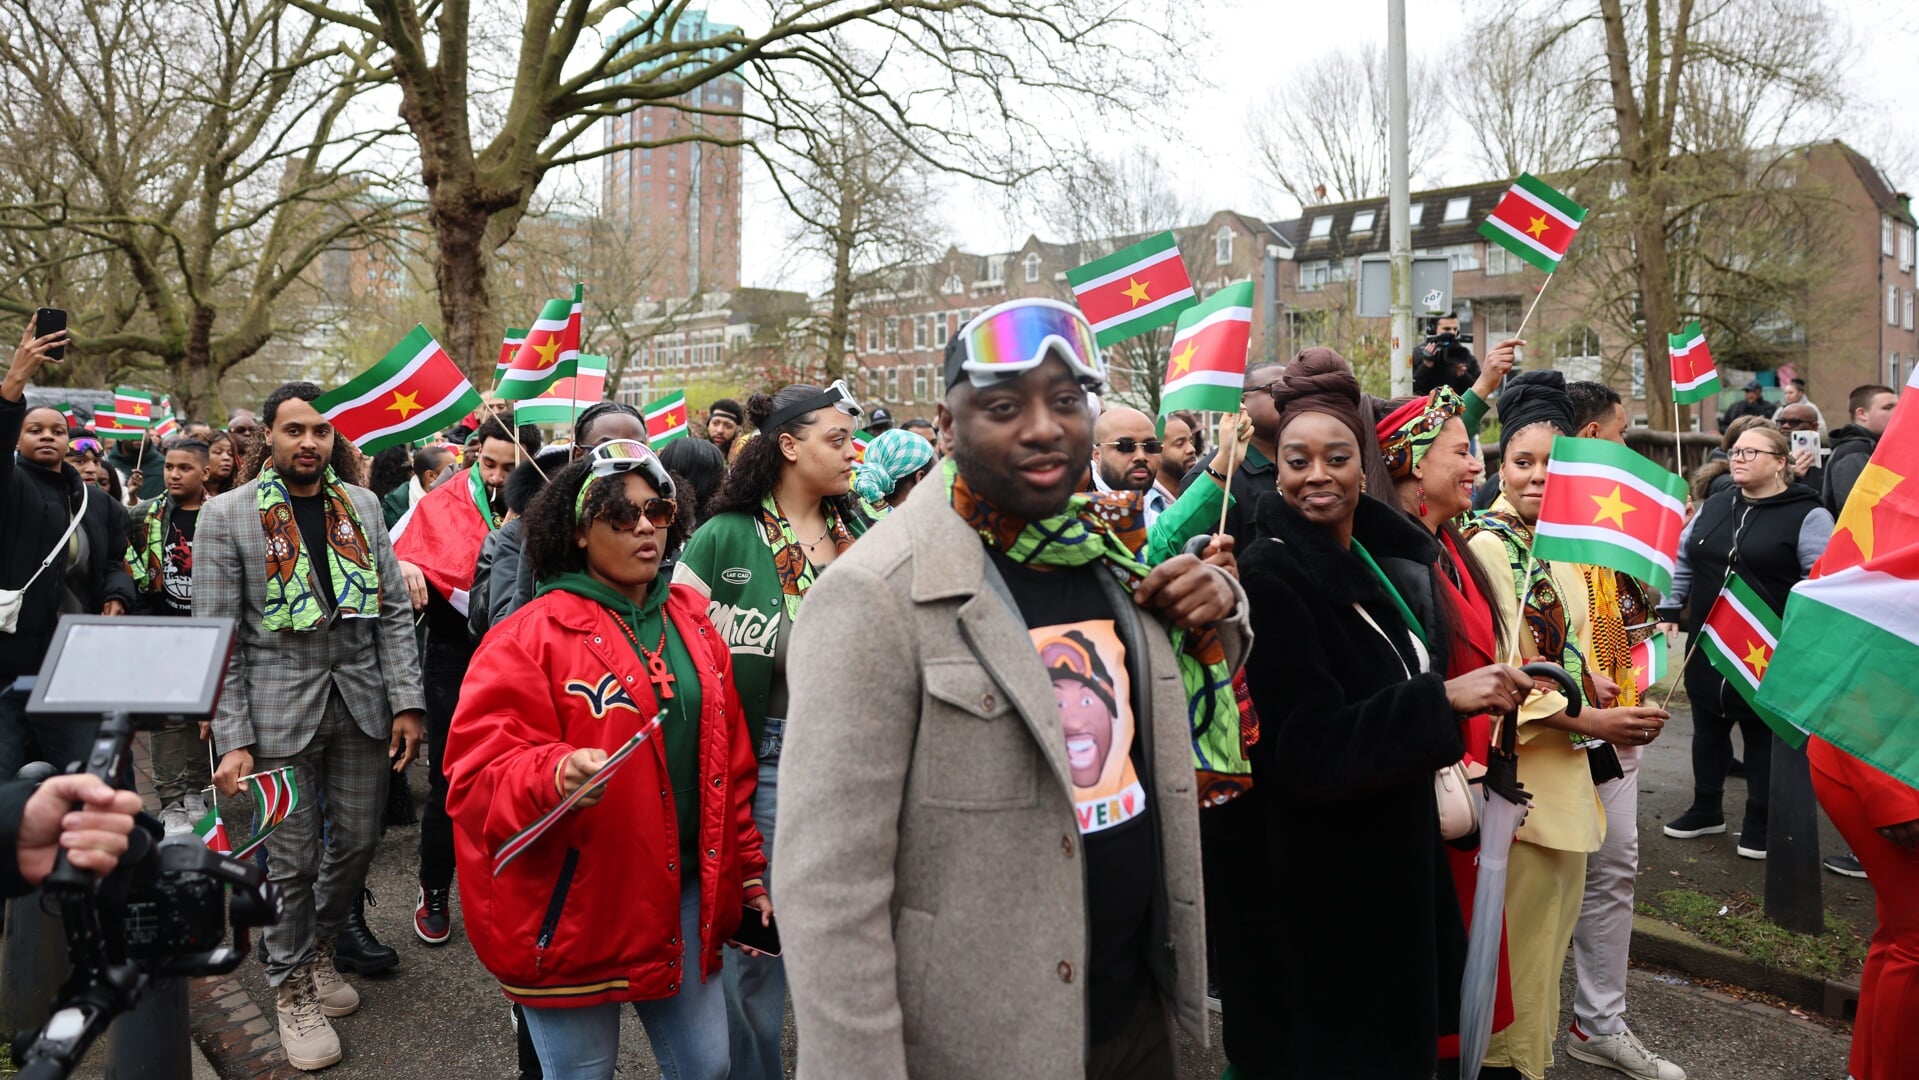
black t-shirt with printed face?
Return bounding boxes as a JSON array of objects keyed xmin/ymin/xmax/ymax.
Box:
[
  {"xmin": 288, "ymin": 493, "xmax": 334, "ymax": 602},
  {"xmin": 986, "ymin": 548, "xmax": 1159, "ymax": 1048},
  {"xmin": 156, "ymin": 506, "xmax": 199, "ymax": 616}
]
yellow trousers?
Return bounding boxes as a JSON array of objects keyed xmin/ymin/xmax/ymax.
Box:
[{"xmin": 1482, "ymin": 841, "xmax": 1589, "ymax": 1079}]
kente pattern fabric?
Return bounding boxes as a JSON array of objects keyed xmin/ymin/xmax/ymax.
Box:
[
  {"xmin": 1378, "ymin": 387, "xmax": 1466, "ymax": 481},
  {"xmin": 256, "ymin": 464, "xmax": 379, "ymax": 632},
  {"xmin": 1581, "ymin": 565, "xmax": 1637, "ymax": 708},
  {"xmin": 940, "ymin": 458, "xmax": 1248, "ymax": 798},
  {"xmin": 755, "ymin": 493, "xmax": 854, "ymax": 621}
]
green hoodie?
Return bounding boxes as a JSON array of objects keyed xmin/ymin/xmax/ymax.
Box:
[{"xmin": 537, "ymin": 571, "xmax": 703, "ymax": 855}]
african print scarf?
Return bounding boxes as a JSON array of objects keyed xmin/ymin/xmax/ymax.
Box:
[
  {"xmin": 941, "ymin": 459, "xmax": 1250, "ymax": 804},
  {"xmin": 1466, "ymin": 497, "xmax": 1600, "ymax": 743},
  {"xmin": 127, "ymin": 495, "xmax": 175, "ymax": 595},
  {"xmin": 756, "ymin": 493, "xmax": 854, "ymax": 621},
  {"xmin": 1378, "ymin": 386, "xmax": 1465, "ymax": 481},
  {"xmin": 257, "ymin": 465, "xmax": 380, "ymax": 632}
]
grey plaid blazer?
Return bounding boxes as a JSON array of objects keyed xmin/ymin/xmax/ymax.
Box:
[{"xmin": 194, "ymin": 479, "xmax": 425, "ymax": 757}]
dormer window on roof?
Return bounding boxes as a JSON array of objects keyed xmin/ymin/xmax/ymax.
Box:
[
  {"xmin": 1309, "ymin": 216, "xmax": 1334, "ymax": 239},
  {"xmin": 1443, "ymin": 197, "xmax": 1471, "ymax": 223},
  {"xmin": 1409, "ymin": 203, "xmax": 1425, "ymax": 226},
  {"xmin": 1350, "ymin": 210, "xmax": 1376, "ymax": 234}
]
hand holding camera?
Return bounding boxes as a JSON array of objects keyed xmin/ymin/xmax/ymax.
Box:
[{"xmin": 16, "ymin": 774, "xmax": 142, "ymax": 888}]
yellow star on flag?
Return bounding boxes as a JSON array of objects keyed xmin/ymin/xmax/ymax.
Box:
[
  {"xmin": 666, "ymin": 411, "xmax": 682, "ymax": 427},
  {"xmin": 132, "ymin": 402, "xmax": 148, "ymax": 416},
  {"xmin": 1589, "ymin": 484, "xmax": 1637, "ymax": 529},
  {"xmin": 386, "ymin": 389, "xmax": 422, "ymax": 419},
  {"xmin": 1525, "ymin": 215, "xmax": 1552, "ymax": 239},
  {"xmin": 533, "ymin": 339, "xmax": 560, "ymax": 368},
  {"xmin": 1742, "ymin": 640, "xmax": 1771, "ymax": 679},
  {"xmin": 1122, "ymin": 278, "xmax": 1152, "ymax": 307},
  {"xmin": 1168, "ymin": 341, "xmax": 1196, "ymax": 378},
  {"xmin": 1833, "ymin": 462, "xmax": 1904, "ymax": 561}
]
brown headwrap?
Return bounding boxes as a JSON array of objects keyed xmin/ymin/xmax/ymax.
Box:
[{"xmin": 1271, "ymin": 347, "xmax": 1368, "ymax": 445}]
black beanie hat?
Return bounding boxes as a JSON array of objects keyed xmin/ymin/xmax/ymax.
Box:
[{"xmin": 1496, "ymin": 370, "xmax": 1576, "ymax": 452}]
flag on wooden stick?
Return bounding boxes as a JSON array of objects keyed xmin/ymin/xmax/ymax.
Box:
[
  {"xmin": 1064, "ymin": 231, "xmax": 1198, "ymax": 346},
  {"xmin": 498, "ymin": 285, "xmax": 583, "ymax": 400},
  {"xmin": 1477, "ymin": 173, "xmax": 1588, "ymax": 273},
  {"xmin": 1158, "ymin": 281, "xmax": 1254, "ymax": 425},
  {"xmin": 1669, "ymin": 322, "xmax": 1721, "ymax": 405},
  {"xmin": 314, "ymin": 326, "xmax": 483, "ymax": 453},
  {"xmin": 1528, "ymin": 436, "xmax": 1689, "ymax": 593}
]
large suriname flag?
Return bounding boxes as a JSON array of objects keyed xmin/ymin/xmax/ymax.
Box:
[
  {"xmin": 1158, "ymin": 281, "xmax": 1253, "ymax": 424},
  {"xmin": 1529, "ymin": 436, "xmax": 1689, "ymax": 594},
  {"xmin": 1065, "ymin": 231, "xmax": 1198, "ymax": 347},
  {"xmin": 314, "ymin": 326, "xmax": 483, "ymax": 453},
  {"xmin": 1477, "ymin": 172, "xmax": 1587, "ymax": 274},
  {"xmin": 1699, "ymin": 573, "xmax": 1801, "ymax": 747},
  {"xmin": 1758, "ymin": 363, "xmax": 1919, "ymax": 787}
]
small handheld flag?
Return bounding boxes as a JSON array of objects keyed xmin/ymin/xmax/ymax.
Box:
[
  {"xmin": 495, "ymin": 328, "xmax": 528, "ymax": 384},
  {"xmin": 314, "ymin": 326, "xmax": 483, "ymax": 453},
  {"xmin": 514, "ymin": 354, "xmax": 608, "ymax": 426},
  {"xmin": 493, "ymin": 713, "xmax": 663, "ymax": 876},
  {"xmin": 1629, "ymin": 632, "xmax": 1669, "ymax": 695},
  {"xmin": 498, "ymin": 285, "xmax": 584, "ymax": 400},
  {"xmin": 1159, "ymin": 281, "xmax": 1254, "ymax": 425},
  {"xmin": 192, "ymin": 802, "xmax": 233, "ymax": 854},
  {"xmin": 1700, "ymin": 574, "xmax": 1801, "ymax": 747},
  {"xmin": 1668, "ymin": 322, "xmax": 1721, "ymax": 405},
  {"xmin": 97, "ymin": 387, "xmax": 155, "ymax": 440},
  {"xmin": 1064, "ymin": 231, "xmax": 1198, "ymax": 347},
  {"xmin": 1529, "ymin": 436, "xmax": 1689, "ymax": 593},
  {"xmin": 1477, "ymin": 173, "xmax": 1588, "ymax": 274},
  {"xmin": 231, "ymin": 766, "xmax": 300, "ymax": 860},
  {"xmin": 643, "ymin": 390, "xmax": 688, "ymax": 446}
]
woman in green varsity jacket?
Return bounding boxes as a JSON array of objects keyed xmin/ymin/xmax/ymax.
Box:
[{"xmin": 669, "ymin": 382, "xmax": 866, "ymax": 1080}]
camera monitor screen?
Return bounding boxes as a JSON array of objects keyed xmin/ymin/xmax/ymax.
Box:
[{"xmin": 29, "ymin": 615, "xmax": 234, "ymax": 719}]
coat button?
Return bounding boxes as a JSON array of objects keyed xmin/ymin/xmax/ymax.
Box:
[
  {"xmin": 981, "ymin": 692, "xmax": 996, "ymax": 710},
  {"xmin": 593, "ymin": 635, "xmax": 602, "ymax": 644},
  {"xmin": 668, "ymin": 958, "xmax": 677, "ymax": 968},
  {"xmin": 1061, "ymin": 835, "xmax": 1074, "ymax": 858},
  {"xmin": 1057, "ymin": 961, "xmax": 1074, "ymax": 983},
  {"xmin": 707, "ymin": 848, "xmax": 718, "ymax": 859}
]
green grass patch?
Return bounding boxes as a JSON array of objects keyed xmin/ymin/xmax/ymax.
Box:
[{"xmin": 1640, "ymin": 888, "xmax": 1866, "ymax": 977}]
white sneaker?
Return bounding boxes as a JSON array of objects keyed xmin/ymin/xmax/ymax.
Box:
[
  {"xmin": 159, "ymin": 800, "xmax": 195, "ymax": 836},
  {"xmin": 1566, "ymin": 1022, "xmax": 1687, "ymax": 1080},
  {"xmin": 182, "ymin": 791, "xmax": 209, "ymax": 824}
]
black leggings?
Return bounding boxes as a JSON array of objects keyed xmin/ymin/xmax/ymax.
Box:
[{"xmin": 1683, "ymin": 649, "xmax": 1772, "ymax": 832}]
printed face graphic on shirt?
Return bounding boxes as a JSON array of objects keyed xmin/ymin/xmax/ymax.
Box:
[{"xmin": 1031, "ymin": 621, "xmax": 1146, "ymax": 833}]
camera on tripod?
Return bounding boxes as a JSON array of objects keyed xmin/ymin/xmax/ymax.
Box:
[{"xmin": 13, "ymin": 615, "xmax": 279, "ymax": 1080}]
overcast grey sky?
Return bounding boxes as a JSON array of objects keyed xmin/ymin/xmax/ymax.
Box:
[{"xmin": 688, "ymin": 0, "xmax": 1919, "ymax": 292}]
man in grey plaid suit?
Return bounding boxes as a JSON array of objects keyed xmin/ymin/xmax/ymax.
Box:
[{"xmin": 196, "ymin": 383, "xmax": 424, "ymax": 1071}]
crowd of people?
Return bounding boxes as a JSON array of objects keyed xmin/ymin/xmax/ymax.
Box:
[{"xmin": 3, "ymin": 303, "xmax": 1915, "ymax": 1080}]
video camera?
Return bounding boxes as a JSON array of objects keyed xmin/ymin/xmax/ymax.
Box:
[{"xmin": 13, "ymin": 616, "xmax": 278, "ymax": 1080}]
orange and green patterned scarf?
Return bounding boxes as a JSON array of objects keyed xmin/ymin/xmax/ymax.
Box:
[
  {"xmin": 755, "ymin": 494, "xmax": 855, "ymax": 622},
  {"xmin": 258, "ymin": 465, "xmax": 380, "ymax": 632}
]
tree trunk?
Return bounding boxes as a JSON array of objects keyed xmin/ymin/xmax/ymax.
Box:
[
  {"xmin": 824, "ymin": 188, "xmax": 859, "ymax": 384},
  {"xmin": 174, "ymin": 306, "xmax": 218, "ymax": 423},
  {"xmin": 433, "ymin": 200, "xmax": 498, "ymax": 387}
]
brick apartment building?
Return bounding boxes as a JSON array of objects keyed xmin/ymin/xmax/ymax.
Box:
[
  {"xmin": 600, "ymin": 10, "xmax": 743, "ymax": 300},
  {"xmin": 835, "ymin": 211, "xmax": 1296, "ymax": 418},
  {"xmin": 1271, "ymin": 140, "xmax": 1918, "ymax": 430}
]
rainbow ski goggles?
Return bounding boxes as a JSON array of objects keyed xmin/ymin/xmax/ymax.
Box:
[
  {"xmin": 576, "ymin": 438, "xmax": 676, "ymax": 518},
  {"xmin": 947, "ymin": 299, "xmax": 1106, "ymax": 390}
]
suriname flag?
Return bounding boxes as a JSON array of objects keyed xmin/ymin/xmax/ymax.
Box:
[
  {"xmin": 514, "ymin": 354, "xmax": 608, "ymax": 427},
  {"xmin": 1477, "ymin": 172, "xmax": 1587, "ymax": 274},
  {"xmin": 1629, "ymin": 631, "xmax": 1669, "ymax": 695},
  {"xmin": 1529, "ymin": 436, "xmax": 1689, "ymax": 594},
  {"xmin": 97, "ymin": 386, "xmax": 155, "ymax": 440},
  {"xmin": 1668, "ymin": 322, "xmax": 1721, "ymax": 405},
  {"xmin": 314, "ymin": 325, "xmax": 483, "ymax": 453},
  {"xmin": 644, "ymin": 389, "xmax": 688, "ymax": 445},
  {"xmin": 1159, "ymin": 281, "xmax": 1254, "ymax": 425},
  {"xmin": 1064, "ymin": 231, "xmax": 1198, "ymax": 347},
  {"xmin": 1700, "ymin": 573, "xmax": 1801, "ymax": 747},
  {"xmin": 494, "ymin": 327, "xmax": 527, "ymax": 384},
  {"xmin": 498, "ymin": 284, "xmax": 583, "ymax": 400}
]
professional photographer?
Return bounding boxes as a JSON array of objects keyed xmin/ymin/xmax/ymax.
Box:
[
  {"xmin": 1412, "ymin": 312, "xmax": 1481, "ymax": 396},
  {"xmin": 2, "ymin": 772, "xmax": 143, "ymax": 900}
]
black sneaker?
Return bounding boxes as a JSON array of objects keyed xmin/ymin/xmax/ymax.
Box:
[
  {"xmin": 1823, "ymin": 852, "xmax": 1868, "ymax": 878},
  {"xmin": 1662, "ymin": 808, "xmax": 1727, "ymax": 839},
  {"xmin": 1736, "ymin": 820, "xmax": 1768, "ymax": 860},
  {"xmin": 415, "ymin": 881, "xmax": 453, "ymax": 945}
]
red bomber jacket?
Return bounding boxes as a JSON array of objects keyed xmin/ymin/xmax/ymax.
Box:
[{"xmin": 445, "ymin": 583, "xmax": 766, "ymax": 1007}]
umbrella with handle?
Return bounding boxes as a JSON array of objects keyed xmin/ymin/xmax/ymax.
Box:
[{"xmin": 1458, "ymin": 661, "xmax": 1582, "ymax": 1080}]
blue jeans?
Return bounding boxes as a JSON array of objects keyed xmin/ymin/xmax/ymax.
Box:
[
  {"xmin": 520, "ymin": 882, "xmax": 729, "ymax": 1080},
  {"xmin": 723, "ymin": 717, "xmax": 785, "ymax": 1080}
]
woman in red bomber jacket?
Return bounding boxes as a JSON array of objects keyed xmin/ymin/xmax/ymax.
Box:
[{"xmin": 446, "ymin": 443, "xmax": 769, "ymax": 1080}]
